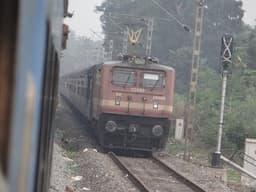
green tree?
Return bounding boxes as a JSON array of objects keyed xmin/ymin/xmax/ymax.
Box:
[
  {"xmin": 97, "ymin": 0, "xmax": 244, "ymax": 65},
  {"xmin": 168, "ymin": 47, "xmax": 191, "ymax": 94},
  {"xmin": 196, "ymin": 66, "xmax": 220, "ymax": 146},
  {"xmin": 247, "ymin": 28, "xmax": 256, "ymax": 69}
]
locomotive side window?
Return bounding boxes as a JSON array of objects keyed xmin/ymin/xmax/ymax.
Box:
[
  {"xmin": 112, "ymin": 68, "xmax": 136, "ymax": 87},
  {"xmin": 142, "ymin": 73, "xmax": 164, "ymax": 89}
]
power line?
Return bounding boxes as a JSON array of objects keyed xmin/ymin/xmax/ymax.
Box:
[
  {"xmin": 150, "ymin": 0, "xmax": 190, "ymax": 32},
  {"xmin": 90, "ymin": 29, "xmax": 104, "ymax": 40},
  {"xmin": 105, "ymin": 14, "xmax": 153, "ymax": 56},
  {"xmin": 111, "ymin": 13, "xmax": 175, "ymax": 23},
  {"xmin": 105, "ymin": 15, "xmax": 126, "ymax": 31}
]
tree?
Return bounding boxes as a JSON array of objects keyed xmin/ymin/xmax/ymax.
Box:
[
  {"xmin": 247, "ymin": 28, "xmax": 256, "ymax": 69},
  {"xmin": 97, "ymin": 0, "xmax": 244, "ymax": 66},
  {"xmin": 195, "ymin": 66, "xmax": 221, "ymax": 147},
  {"xmin": 96, "ymin": 0, "xmax": 195, "ymax": 62},
  {"xmin": 168, "ymin": 47, "xmax": 191, "ymax": 94}
]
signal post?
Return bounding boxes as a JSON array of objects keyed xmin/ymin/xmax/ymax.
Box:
[{"xmin": 212, "ymin": 34, "xmax": 234, "ymax": 168}]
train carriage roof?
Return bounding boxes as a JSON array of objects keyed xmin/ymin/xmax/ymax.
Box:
[
  {"xmin": 62, "ymin": 60, "xmax": 174, "ymax": 79},
  {"xmin": 103, "ymin": 60, "xmax": 175, "ymax": 71}
]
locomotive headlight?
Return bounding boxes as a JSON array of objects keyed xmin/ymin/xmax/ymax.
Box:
[
  {"xmin": 153, "ymin": 101, "xmax": 158, "ymax": 109},
  {"xmin": 115, "ymin": 96, "xmax": 121, "ymax": 105},
  {"xmin": 152, "ymin": 125, "xmax": 163, "ymax": 137},
  {"xmin": 105, "ymin": 120, "xmax": 117, "ymax": 133}
]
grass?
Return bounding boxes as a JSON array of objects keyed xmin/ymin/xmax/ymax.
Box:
[
  {"xmin": 168, "ymin": 139, "xmax": 186, "ymax": 156},
  {"xmin": 65, "ymin": 151, "xmax": 78, "ymax": 159},
  {"xmin": 227, "ymin": 167, "xmax": 241, "ymax": 183},
  {"xmin": 167, "ymin": 137, "xmax": 243, "ymax": 187},
  {"xmin": 167, "ymin": 139, "xmax": 211, "ymax": 165}
]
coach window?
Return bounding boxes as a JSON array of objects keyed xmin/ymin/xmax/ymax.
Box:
[
  {"xmin": 142, "ymin": 73, "xmax": 164, "ymax": 89},
  {"xmin": 112, "ymin": 68, "xmax": 136, "ymax": 87}
]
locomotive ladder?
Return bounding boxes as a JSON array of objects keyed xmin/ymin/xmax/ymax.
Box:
[{"xmin": 184, "ymin": 0, "xmax": 205, "ymax": 160}]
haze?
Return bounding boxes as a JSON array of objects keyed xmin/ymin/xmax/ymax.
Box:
[{"xmin": 65, "ymin": 0, "xmax": 256, "ymax": 37}]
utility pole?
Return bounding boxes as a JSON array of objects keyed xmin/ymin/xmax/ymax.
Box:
[
  {"xmin": 146, "ymin": 17, "xmax": 154, "ymax": 57},
  {"xmin": 212, "ymin": 34, "xmax": 234, "ymax": 168},
  {"xmin": 122, "ymin": 29, "xmax": 129, "ymax": 55},
  {"xmin": 109, "ymin": 40, "xmax": 113, "ymax": 60},
  {"xmin": 184, "ymin": 0, "xmax": 205, "ymax": 161},
  {"xmin": 101, "ymin": 47, "xmax": 105, "ymax": 62}
]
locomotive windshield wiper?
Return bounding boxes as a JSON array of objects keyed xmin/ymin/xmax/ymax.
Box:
[
  {"xmin": 151, "ymin": 79, "xmax": 160, "ymax": 91},
  {"xmin": 123, "ymin": 72, "xmax": 132, "ymax": 88}
]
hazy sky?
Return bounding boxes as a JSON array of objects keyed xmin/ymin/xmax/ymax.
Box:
[
  {"xmin": 65, "ymin": 0, "xmax": 256, "ymax": 37},
  {"xmin": 65, "ymin": 0, "xmax": 104, "ymax": 38},
  {"xmin": 242, "ymin": 0, "xmax": 256, "ymax": 26}
]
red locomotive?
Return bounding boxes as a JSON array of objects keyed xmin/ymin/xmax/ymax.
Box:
[{"xmin": 61, "ymin": 56, "xmax": 175, "ymax": 151}]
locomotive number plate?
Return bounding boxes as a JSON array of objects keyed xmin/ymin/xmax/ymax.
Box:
[{"xmin": 130, "ymin": 88, "xmax": 145, "ymax": 93}]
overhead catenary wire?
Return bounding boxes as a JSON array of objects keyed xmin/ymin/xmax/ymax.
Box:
[
  {"xmin": 90, "ymin": 29, "xmax": 104, "ymax": 40},
  {"xmin": 105, "ymin": 14, "xmax": 126, "ymax": 31},
  {"xmin": 150, "ymin": 0, "xmax": 190, "ymax": 32},
  {"xmin": 111, "ymin": 13, "xmax": 175, "ymax": 23}
]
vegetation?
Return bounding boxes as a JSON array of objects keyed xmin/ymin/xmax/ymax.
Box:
[
  {"xmin": 65, "ymin": 151, "xmax": 78, "ymax": 160},
  {"xmin": 227, "ymin": 167, "xmax": 241, "ymax": 183}
]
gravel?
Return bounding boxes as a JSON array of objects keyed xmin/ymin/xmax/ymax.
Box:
[
  {"xmin": 72, "ymin": 149, "xmax": 139, "ymax": 192},
  {"xmin": 50, "ymin": 97, "xmax": 139, "ymax": 192},
  {"xmin": 154, "ymin": 152, "xmax": 234, "ymax": 192},
  {"xmin": 50, "ymin": 143, "xmax": 72, "ymax": 192},
  {"xmin": 50, "ymin": 97, "xmax": 235, "ymax": 192},
  {"xmin": 119, "ymin": 156, "xmax": 196, "ymax": 192}
]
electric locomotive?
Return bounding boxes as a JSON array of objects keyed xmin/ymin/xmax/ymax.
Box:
[{"xmin": 61, "ymin": 55, "xmax": 175, "ymax": 151}]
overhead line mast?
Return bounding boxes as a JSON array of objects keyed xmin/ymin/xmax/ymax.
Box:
[
  {"xmin": 184, "ymin": 0, "xmax": 205, "ymax": 160},
  {"xmin": 146, "ymin": 18, "xmax": 154, "ymax": 56}
]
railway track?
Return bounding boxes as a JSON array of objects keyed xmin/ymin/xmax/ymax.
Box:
[{"xmin": 108, "ymin": 152, "xmax": 208, "ymax": 192}]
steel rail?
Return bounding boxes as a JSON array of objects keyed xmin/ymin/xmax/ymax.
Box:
[
  {"xmin": 108, "ymin": 152, "xmax": 151, "ymax": 192},
  {"xmin": 152, "ymin": 154, "xmax": 208, "ymax": 192}
]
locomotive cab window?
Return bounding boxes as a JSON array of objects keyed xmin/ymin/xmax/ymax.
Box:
[
  {"xmin": 112, "ymin": 68, "xmax": 136, "ymax": 87},
  {"xmin": 142, "ymin": 72, "xmax": 164, "ymax": 89}
]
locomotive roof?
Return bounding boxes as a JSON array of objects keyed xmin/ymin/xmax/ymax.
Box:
[{"xmin": 103, "ymin": 60, "xmax": 175, "ymax": 71}]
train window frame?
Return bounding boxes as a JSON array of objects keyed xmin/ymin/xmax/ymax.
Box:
[
  {"xmin": 111, "ymin": 67, "xmax": 137, "ymax": 87},
  {"xmin": 141, "ymin": 71, "xmax": 165, "ymax": 89}
]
